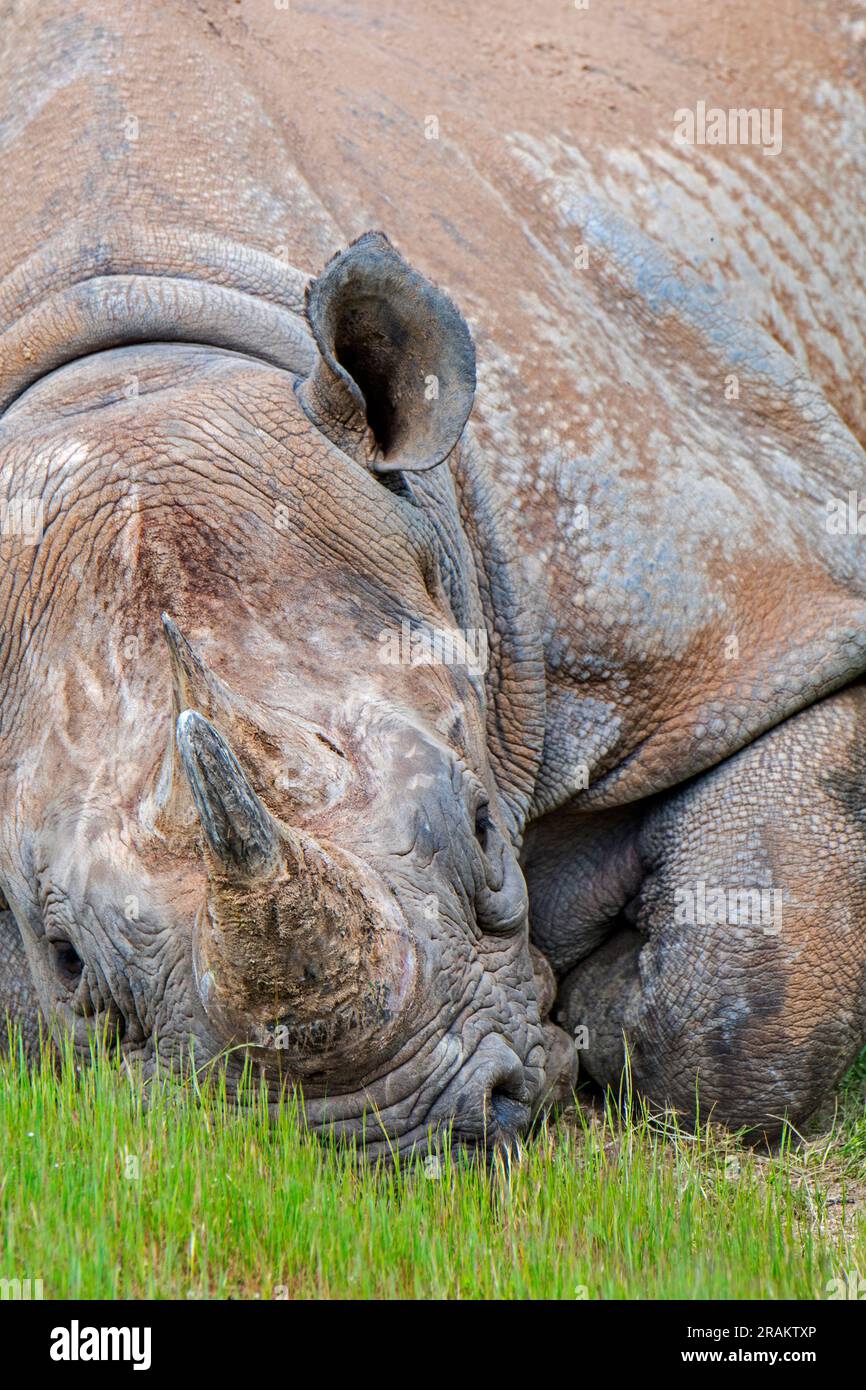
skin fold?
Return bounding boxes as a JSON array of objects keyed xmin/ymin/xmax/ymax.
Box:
[{"xmin": 1, "ymin": 0, "xmax": 865, "ymax": 1147}]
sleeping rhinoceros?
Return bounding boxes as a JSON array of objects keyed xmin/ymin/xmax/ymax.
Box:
[{"xmin": 1, "ymin": 0, "xmax": 865, "ymax": 1149}]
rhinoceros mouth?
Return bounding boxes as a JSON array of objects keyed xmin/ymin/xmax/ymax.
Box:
[
  {"xmin": 294, "ymin": 1100, "xmax": 533, "ymax": 1161},
  {"xmin": 221, "ymin": 1026, "xmax": 543, "ymax": 1158}
]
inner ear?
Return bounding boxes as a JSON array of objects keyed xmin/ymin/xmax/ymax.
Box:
[
  {"xmin": 332, "ymin": 294, "xmax": 407, "ymax": 456},
  {"xmin": 300, "ymin": 230, "xmax": 476, "ymax": 473}
]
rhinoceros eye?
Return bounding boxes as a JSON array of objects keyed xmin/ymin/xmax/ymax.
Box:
[{"xmin": 474, "ymin": 803, "xmax": 492, "ymax": 852}]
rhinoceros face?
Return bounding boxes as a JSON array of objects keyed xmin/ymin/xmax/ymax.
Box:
[
  {"xmin": 17, "ymin": 676, "xmax": 548, "ymax": 1156},
  {"xmin": 1, "ymin": 234, "xmax": 563, "ymax": 1155}
]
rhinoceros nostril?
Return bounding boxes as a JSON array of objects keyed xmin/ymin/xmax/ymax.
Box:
[
  {"xmin": 489, "ymin": 1086, "xmax": 530, "ymax": 1133},
  {"xmin": 438, "ymin": 1037, "xmax": 534, "ymax": 1145},
  {"xmin": 480, "ymin": 1051, "xmax": 532, "ymax": 1138}
]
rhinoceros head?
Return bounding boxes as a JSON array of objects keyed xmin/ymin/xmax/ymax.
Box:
[{"xmin": 1, "ymin": 233, "xmax": 572, "ymax": 1154}]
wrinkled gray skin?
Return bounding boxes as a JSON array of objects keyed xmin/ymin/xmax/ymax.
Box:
[{"xmin": 2, "ymin": 0, "xmax": 866, "ymax": 1150}]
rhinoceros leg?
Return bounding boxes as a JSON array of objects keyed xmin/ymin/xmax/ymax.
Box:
[
  {"xmin": 558, "ymin": 908, "xmax": 866, "ymax": 1139},
  {"xmin": 0, "ymin": 902, "xmax": 41, "ymax": 1054},
  {"xmin": 554, "ymin": 686, "xmax": 866, "ymax": 1136}
]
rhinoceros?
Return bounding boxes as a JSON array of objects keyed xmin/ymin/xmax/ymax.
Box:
[{"xmin": 1, "ymin": 0, "xmax": 865, "ymax": 1150}]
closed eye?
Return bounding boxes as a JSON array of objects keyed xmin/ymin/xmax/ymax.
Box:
[{"xmin": 474, "ymin": 803, "xmax": 492, "ymax": 851}]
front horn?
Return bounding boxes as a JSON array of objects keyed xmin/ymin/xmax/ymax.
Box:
[{"xmin": 177, "ymin": 711, "xmax": 416, "ymax": 1077}]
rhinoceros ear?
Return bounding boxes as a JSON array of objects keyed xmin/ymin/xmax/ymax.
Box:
[{"xmin": 297, "ymin": 231, "xmax": 476, "ymax": 473}]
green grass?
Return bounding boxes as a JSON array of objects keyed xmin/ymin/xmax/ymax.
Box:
[{"xmin": 2, "ymin": 1033, "xmax": 865, "ymax": 1299}]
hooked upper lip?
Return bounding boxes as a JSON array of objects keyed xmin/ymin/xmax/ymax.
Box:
[
  {"xmin": 426, "ymin": 1033, "xmax": 535, "ymax": 1144},
  {"xmin": 488, "ymin": 1090, "xmax": 532, "ymax": 1135}
]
